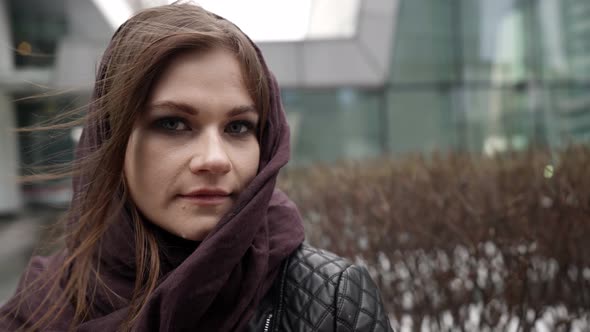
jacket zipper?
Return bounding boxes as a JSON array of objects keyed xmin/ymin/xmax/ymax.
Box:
[
  {"xmin": 269, "ymin": 255, "xmax": 290, "ymax": 332},
  {"xmin": 263, "ymin": 253, "xmax": 291, "ymax": 332},
  {"xmin": 263, "ymin": 313, "xmax": 273, "ymax": 332}
]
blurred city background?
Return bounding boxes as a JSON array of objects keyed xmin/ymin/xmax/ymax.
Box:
[{"xmin": 1, "ymin": 0, "xmax": 589, "ymax": 330}]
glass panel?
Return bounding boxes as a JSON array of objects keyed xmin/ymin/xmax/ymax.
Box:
[
  {"xmin": 282, "ymin": 89, "xmax": 382, "ymax": 164},
  {"xmin": 389, "ymin": 0, "xmax": 456, "ymax": 83},
  {"xmin": 15, "ymin": 96, "xmax": 78, "ymax": 205},
  {"xmin": 385, "ymin": 89, "xmax": 455, "ymax": 154},
  {"xmin": 548, "ymin": 86, "xmax": 590, "ymax": 145},
  {"xmin": 15, "ymin": 98, "xmax": 76, "ymax": 167},
  {"xmin": 560, "ymin": 0, "xmax": 590, "ymax": 81},
  {"xmin": 461, "ymin": 0, "xmax": 537, "ymax": 83},
  {"xmin": 9, "ymin": 0, "xmax": 67, "ymax": 68},
  {"xmin": 470, "ymin": 85, "xmax": 548, "ymax": 155}
]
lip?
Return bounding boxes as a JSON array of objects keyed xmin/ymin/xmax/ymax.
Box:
[{"xmin": 179, "ymin": 188, "xmax": 231, "ymax": 206}]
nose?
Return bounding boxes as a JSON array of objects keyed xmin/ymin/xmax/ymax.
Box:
[{"xmin": 188, "ymin": 130, "xmax": 232, "ymax": 175}]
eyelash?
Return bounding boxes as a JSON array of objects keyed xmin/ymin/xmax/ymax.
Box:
[
  {"xmin": 154, "ymin": 117, "xmax": 257, "ymax": 136},
  {"xmin": 155, "ymin": 117, "xmax": 189, "ymax": 131},
  {"xmin": 226, "ymin": 120, "xmax": 256, "ymax": 135}
]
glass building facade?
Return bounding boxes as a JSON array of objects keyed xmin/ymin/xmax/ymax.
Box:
[
  {"xmin": 282, "ymin": 0, "xmax": 590, "ymax": 164},
  {"xmin": 6, "ymin": 0, "xmax": 73, "ymax": 205}
]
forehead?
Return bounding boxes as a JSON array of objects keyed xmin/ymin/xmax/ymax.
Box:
[{"xmin": 148, "ymin": 48, "xmax": 254, "ymax": 111}]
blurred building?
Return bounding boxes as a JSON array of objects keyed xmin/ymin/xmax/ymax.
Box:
[
  {"xmin": 281, "ymin": 0, "xmax": 590, "ymax": 163},
  {"xmin": 1, "ymin": 0, "xmax": 590, "ymax": 212},
  {"xmin": 0, "ymin": 0, "xmax": 114, "ymax": 211}
]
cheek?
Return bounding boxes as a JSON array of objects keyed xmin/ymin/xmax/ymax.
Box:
[
  {"xmin": 236, "ymin": 140, "xmax": 260, "ymax": 182},
  {"xmin": 124, "ymin": 131, "xmax": 177, "ymax": 192},
  {"xmin": 123, "ymin": 133, "xmax": 139, "ymax": 185}
]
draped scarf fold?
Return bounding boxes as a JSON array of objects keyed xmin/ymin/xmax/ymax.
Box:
[{"xmin": 0, "ymin": 11, "xmax": 305, "ymax": 332}]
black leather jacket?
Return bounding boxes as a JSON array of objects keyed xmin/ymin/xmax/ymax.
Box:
[{"xmin": 247, "ymin": 244, "xmax": 394, "ymax": 332}]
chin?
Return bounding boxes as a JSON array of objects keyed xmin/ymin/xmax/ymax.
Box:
[{"xmin": 180, "ymin": 215, "xmax": 221, "ymax": 241}]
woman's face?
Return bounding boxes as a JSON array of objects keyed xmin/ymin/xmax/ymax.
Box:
[{"xmin": 124, "ymin": 48, "xmax": 260, "ymax": 241}]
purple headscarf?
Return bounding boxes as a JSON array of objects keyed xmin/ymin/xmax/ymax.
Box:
[{"xmin": 0, "ymin": 5, "xmax": 305, "ymax": 331}]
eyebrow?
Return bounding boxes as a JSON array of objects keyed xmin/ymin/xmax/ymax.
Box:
[{"xmin": 148, "ymin": 101, "xmax": 258, "ymax": 117}]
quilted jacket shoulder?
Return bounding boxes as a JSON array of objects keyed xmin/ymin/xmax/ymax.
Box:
[{"xmin": 253, "ymin": 243, "xmax": 393, "ymax": 332}]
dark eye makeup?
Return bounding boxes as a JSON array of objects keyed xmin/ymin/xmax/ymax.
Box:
[
  {"xmin": 151, "ymin": 116, "xmax": 258, "ymax": 137},
  {"xmin": 154, "ymin": 117, "xmax": 190, "ymax": 131},
  {"xmin": 225, "ymin": 120, "xmax": 257, "ymax": 136}
]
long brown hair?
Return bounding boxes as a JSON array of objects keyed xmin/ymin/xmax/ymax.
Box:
[{"xmin": 10, "ymin": 3, "xmax": 270, "ymax": 331}]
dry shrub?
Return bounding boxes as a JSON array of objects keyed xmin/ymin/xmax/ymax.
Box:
[{"xmin": 279, "ymin": 145, "xmax": 590, "ymax": 331}]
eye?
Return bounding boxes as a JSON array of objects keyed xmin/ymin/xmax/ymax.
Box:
[
  {"xmin": 156, "ymin": 117, "xmax": 189, "ymax": 131},
  {"xmin": 226, "ymin": 120, "xmax": 255, "ymax": 136}
]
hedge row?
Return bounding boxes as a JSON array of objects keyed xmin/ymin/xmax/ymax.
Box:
[{"xmin": 279, "ymin": 146, "xmax": 590, "ymax": 331}]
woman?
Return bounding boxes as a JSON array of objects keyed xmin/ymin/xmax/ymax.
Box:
[{"xmin": 0, "ymin": 3, "xmax": 392, "ymax": 331}]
